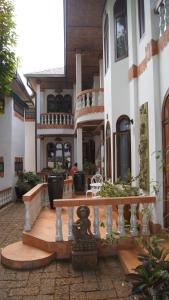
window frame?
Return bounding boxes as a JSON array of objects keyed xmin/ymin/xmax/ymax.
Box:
[
  {"xmin": 114, "ymin": 0, "xmax": 128, "ymax": 62},
  {"xmin": 138, "ymin": 0, "xmax": 145, "ymax": 39}
]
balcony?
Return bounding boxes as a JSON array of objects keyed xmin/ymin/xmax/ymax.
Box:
[
  {"xmin": 75, "ymin": 88, "xmax": 104, "ymax": 125},
  {"xmin": 38, "ymin": 113, "xmax": 74, "ymax": 129}
]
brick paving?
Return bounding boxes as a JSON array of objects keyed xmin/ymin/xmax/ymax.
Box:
[{"xmin": 0, "ymin": 202, "xmax": 138, "ymax": 300}]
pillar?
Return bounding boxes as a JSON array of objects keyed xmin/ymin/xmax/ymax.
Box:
[
  {"xmin": 77, "ymin": 127, "xmax": 83, "ymax": 170},
  {"xmin": 99, "ymin": 59, "xmax": 104, "ymax": 88},
  {"xmin": 36, "ymin": 82, "xmax": 41, "ymax": 123},
  {"xmin": 76, "ymin": 53, "xmax": 82, "ymax": 96},
  {"xmin": 37, "ymin": 137, "xmax": 41, "ymax": 172}
]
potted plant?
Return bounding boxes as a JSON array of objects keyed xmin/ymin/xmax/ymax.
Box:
[
  {"xmin": 126, "ymin": 236, "xmax": 169, "ymax": 299},
  {"xmin": 47, "ymin": 163, "xmax": 65, "ymax": 209},
  {"xmin": 83, "ymin": 160, "xmax": 97, "ymax": 175},
  {"xmin": 15, "ymin": 172, "xmax": 40, "ymax": 200}
]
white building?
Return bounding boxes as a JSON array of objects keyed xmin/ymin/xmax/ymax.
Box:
[{"xmin": 1, "ymin": 0, "xmax": 169, "ymax": 230}]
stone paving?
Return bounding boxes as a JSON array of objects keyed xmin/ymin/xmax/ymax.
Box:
[{"xmin": 0, "ymin": 202, "xmax": 138, "ymax": 300}]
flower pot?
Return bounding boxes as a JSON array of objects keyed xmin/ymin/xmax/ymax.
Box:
[
  {"xmin": 73, "ymin": 171, "xmax": 86, "ymax": 192},
  {"xmin": 47, "ymin": 175, "xmax": 64, "ymax": 209}
]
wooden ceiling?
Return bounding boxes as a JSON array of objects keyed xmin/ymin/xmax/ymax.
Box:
[{"xmin": 27, "ymin": 0, "xmax": 105, "ymax": 91}]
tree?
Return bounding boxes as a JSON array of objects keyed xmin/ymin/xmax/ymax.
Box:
[{"xmin": 0, "ymin": 0, "xmax": 17, "ymax": 97}]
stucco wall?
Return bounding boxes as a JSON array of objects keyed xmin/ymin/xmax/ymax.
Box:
[{"xmin": 25, "ymin": 121, "xmax": 35, "ymax": 172}]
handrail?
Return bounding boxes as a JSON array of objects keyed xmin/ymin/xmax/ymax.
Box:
[
  {"xmin": 54, "ymin": 195, "xmax": 155, "ymax": 208},
  {"xmin": 40, "ymin": 112, "xmax": 73, "ymax": 116},
  {"xmin": 77, "ymin": 88, "xmax": 104, "ymax": 99},
  {"xmin": 0, "ymin": 187, "xmax": 12, "ymax": 193},
  {"xmin": 23, "ymin": 183, "xmax": 47, "ymax": 202}
]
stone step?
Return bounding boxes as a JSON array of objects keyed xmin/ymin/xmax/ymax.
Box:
[
  {"xmin": 1, "ymin": 241, "xmax": 55, "ymax": 270},
  {"xmin": 118, "ymin": 248, "xmax": 141, "ymax": 274}
]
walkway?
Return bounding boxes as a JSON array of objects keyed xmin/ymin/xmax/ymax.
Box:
[{"xmin": 0, "ymin": 202, "xmax": 138, "ymax": 300}]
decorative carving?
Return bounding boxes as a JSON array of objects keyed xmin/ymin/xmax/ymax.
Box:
[
  {"xmin": 139, "ymin": 102, "xmax": 149, "ymax": 192},
  {"xmin": 72, "ymin": 206, "xmax": 97, "ymax": 270}
]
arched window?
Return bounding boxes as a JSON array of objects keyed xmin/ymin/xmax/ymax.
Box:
[
  {"xmin": 47, "ymin": 94, "xmax": 56, "ymax": 113},
  {"xmin": 47, "ymin": 143, "xmax": 55, "ymax": 168},
  {"xmin": 116, "ymin": 115, "xmax": 131, "ymax": 181},
  {"xmin": 63, "ymin": 95, "xmax": 72, "ymax": 113},
  {"xmin": 104, "ymin": 14, "xmax": 109, "ymax": 73},
  {"xmin": 55, "ymin": 143, "xmax": 63, "ymax": 166},
  {"xmin": 56, "ymin": 94, "xmax": 64, "ymax": 112},
  {"xmin": 47, "ymin": 142, "xmax": 72, "ymax": 169},
  {"xmin": 106, "ymin": 122, "xmax": 112, "ymax": 179},
  {"xmin": 114, "ymin": 0, "xmax": 128, "ymax": 61}
]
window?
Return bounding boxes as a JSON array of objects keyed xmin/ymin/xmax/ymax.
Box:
[
  {"xmin": 47, "ymin": 94, "xmax": 72, "ymax": 113},
  {"xmin": 0, "ymin": 157, "xmax": 4, "ymax": 177},
  {"xmin": 47, "ymin": 143, "xmax": 72, "ymax": 169},
  {"xmin": 115, "ymin": 116, "xmax": 131, "ymax": 181},
  {"xmin": 114, "ymin": 0, "xmax": 128, "ymax": 61},
  {"xmin": 15, "ymin": 157, "xmax": 23, "ymax": 175},
  {"xmin": 138, "ymin": 0, "xmax": 145, "ymax": 38},
  {"xmin": 104, "ymin": 14, "xmax": 109, "ymax": 73}
]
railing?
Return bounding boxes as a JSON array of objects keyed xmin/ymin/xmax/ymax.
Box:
[
  {"xmin": 23, "ymin": 183, "xmax": 48, "ymax": 231},
  {"xmin": 155, "ymin": 0, "xmax": 169, "ymax": 36},
  {"xmin": 76, "ymin": 88, "xmax": 104, "ymax": 111},
  {"xmin": 40, "ymin": 113, "xmax": 74, "ymax": 126},
  {"xmin": 53, "ymin": 195, "xmax": 155, "ymax": 241},
  {"xmin": 0, "ymin": 187, "xmax": 12, "ymax": 208},
  {"xmin": 22, "ymin": 178, "xmax": 73, "ymax": 232}
]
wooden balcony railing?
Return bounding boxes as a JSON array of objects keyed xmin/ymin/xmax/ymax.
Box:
[
  {"xmin": 76, "ymin": 88, "xmax": 104, "ymax": 111},
  {"xmin": 54, "ymin": 195, "xmax": 155, "ymax": 241},
  {"xmin": 155, "ymin": 0, "xmax": 169, "ymax": 36},
  {"xmin": 40, "ymin": 113, "xmax": 74, "ymax": 127}
]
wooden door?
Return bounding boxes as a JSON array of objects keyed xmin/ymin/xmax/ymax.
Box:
[{"xmin": 163, "ymin": 93, "xmax": 169, "ymax": 227}]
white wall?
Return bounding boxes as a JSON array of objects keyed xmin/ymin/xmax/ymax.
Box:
[
  {"xmin": 0, "ymin": 97, "xmax": 13, "ymax": 190},
  {"xmin": 25, "ymin": 121, "xmax": 35, "ymax": 172}
]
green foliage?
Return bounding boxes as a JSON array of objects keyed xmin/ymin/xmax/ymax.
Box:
[
  {"xmin": 83, "ymin": 160, "xmax": 97, "ymax": 175},
  {"xmin": 99, "ymin": 181, "xmax": 140, "ymax": 198},
  {"xmin": 0, "ymin": 0, "xmax": 17, "ymax": 96},
  {"xmin": 16, "ymin": 172, "xmax": 40, "ymax": 195},
  {"xmin": 127, "ymin": 236, "xmax": 169, "ymax": 298}
]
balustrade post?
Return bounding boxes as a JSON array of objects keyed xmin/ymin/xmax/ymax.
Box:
[
  {"xmin": 44, "ymin": 115, "xmax": 47, "ymax": 125},
  {"xmin": 56, "ymin": 207, "xmax": 63, "ymax": 241},
  {"xmin": 24, "ymin": 202, "xmax": 31, "ymax": 231},
  {"xmin": 86, "ymin": 93, "xmax": 90, "ymax": 107},
  {"xmin": 92, "ymin": 92, "xmax": 95, "ymax": 106},
  {"xmin": 55, "ymin": 114, "xmax": 58, "ymax": 125},
  {"xmin": 82, "ymin": 94, "xmax": 85, "ymax": 108},
  {"xmin": 130, "ymin": 204, "xmax": 138, "ymax": 236},
  {"xmin": 118, "ymin": 204, "xmax": 125, "ymax": 236},
  {"xmin": 93, "ymin": 206, "xmax": 100, "ymax": 238},
  {"xmin": 63, "ymin": 114, "xmax": 66, "ymax": 125},
  {"xmin": 141, "ymin": 204, "xmax": 150, "ymax": 236},
  {"xmin": 68, "ymin": 207, "xmax": 74, "ymax": 240},
  {"xmin": 51, "ymin": 114, "xmax": 54, "ymax": 124},
  {"xmin": 105, "ymin": 205, "xmax": 112, "ymax": 238}
]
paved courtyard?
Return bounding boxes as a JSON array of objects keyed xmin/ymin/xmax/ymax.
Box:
[{"xmin": 0, "ymin": 202, "xmax": 138, "ymax": 300}]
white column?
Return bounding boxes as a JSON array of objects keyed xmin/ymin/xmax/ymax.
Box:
[
  {"xmin": 36, "ymin": 82, "xmax": 41, "ymax": 123},
  {"xmin": 100, "ymin": 129, "xmax": 104, "ymax": 176},
  {"xmin": 76, "ymin": 53, "xmax": 82, "ymax": 96},
  {"xmin": 127, "ymin": 0, "xmax": 139, "ymax": 181},
  {"xmin": 99, "ymin": 59, "xmax": 104, "ymax": 88},
  {"xmin": 37, "ymin": 137, "xmax": 41, "ymax": 172},
  {"xmin": 77, "ymin": 127, "xmax": 83, "ymax": 170}
]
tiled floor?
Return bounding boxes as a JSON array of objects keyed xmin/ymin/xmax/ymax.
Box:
[{"xmin": 0, "ymin": 202, "xmax": 138, "ymax": 300}]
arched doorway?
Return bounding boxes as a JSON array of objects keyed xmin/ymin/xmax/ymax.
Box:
[
  {"xmin": 114, "ymin": 115, "xmax": 131, "ymax": 182},
  {"xmin": 162, "ymin": 90, "xmax": 169, "ymax": 227},
  {"xmin": 106, "ymin": 122, "xmax": 112, "ymax": 179}
]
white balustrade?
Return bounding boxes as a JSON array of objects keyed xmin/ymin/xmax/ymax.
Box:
[
  {"xmin": 76, "ymin": 88, "xmax": 104, "ymax": 112},
  {"xmin": 130, "ymin": 204, "xmax": 138, "ymax": 236},
  {"xmin": 53, "ymin": 196, "xmax": 155, "ymax": 242},
  {"xmin": 23, "ymin": 183, "xmax": 48, "ymax": 232},
  {"xmin": 118, "ymin": 204, "xmax": 125, "ymax": 236},
  {"xmin": 93, "ymin": 206, "xmax": 100, "ymax": 238},
  {"xmin": 105, "ymin": 205, "xmax": 113, "ymax": 238},
  {"xmin": 0, "ymin": 187, "xmax": 12, "ymax": 208},
  {"xmin": 40, "ymin": 113, "xmax": 74, "ymax": 126},
  {"xmin": 56, "ymin": 207, "xmax": 63, "ymax": 241},
  {"xmin": 141, "ymin": 204, "xmax": 150, "ymax": 236},
  {"xmin": 68, "ymin": 207, "xmax": 74, "ymax": 240}
]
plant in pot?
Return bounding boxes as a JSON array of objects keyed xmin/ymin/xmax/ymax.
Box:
[
  {"xmin": 15, "ymin": 172, "xmax": 40, "ymax": 200},
  {"xmin": 126, "ymin": 236, "xmax": 169, "ymax": 299},
  {"xmin": 48, "ymin": 162, "xmax": 65, "ymax": 209},
  {"xmin": 83, "ymin": 160, "xmax": 97, "ymax": 175}
]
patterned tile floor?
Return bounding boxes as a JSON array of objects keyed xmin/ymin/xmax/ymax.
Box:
[{"xmin": 0, "ymin": 202, "xmax": 138, "ymax": 300}]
